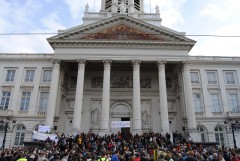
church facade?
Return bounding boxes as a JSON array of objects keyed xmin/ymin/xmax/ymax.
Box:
[{"xmin": 0, "ymin": 0, "xmax": 240, "ymax": 148}]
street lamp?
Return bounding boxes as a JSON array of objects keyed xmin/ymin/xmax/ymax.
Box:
[
  {"xmin": 0, "ymin": 117, "xmax": 16, "ymax": 149},
  {"xmin": 224, "ymin": 118, "xmax": 240, "ymax": 149}
]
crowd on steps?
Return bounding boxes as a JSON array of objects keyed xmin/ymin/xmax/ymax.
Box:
[{"xmin": 0, "ymin": 132, "xmax": 239, "ymax": 161}]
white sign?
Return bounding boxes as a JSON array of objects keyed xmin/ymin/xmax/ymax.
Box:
[
  {"xmin": 32, "ymin": 131, "xmax": 58, "ymax": 142},
  {"xmin": 111, "ymin": 121, "xmax": 130, "ymax": 128},
  {"xmin": 38, "ymin": 125, "xmax": 50, "ymax": 133}
]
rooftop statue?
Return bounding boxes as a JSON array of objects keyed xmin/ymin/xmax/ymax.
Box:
[{"xmin": 119, "ymin": 0, "xmax": 126, "ymax": 14}]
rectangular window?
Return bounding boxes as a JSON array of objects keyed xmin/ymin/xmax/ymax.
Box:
[
  {"xmin": 207, "ymin": 71, "xmax": 218, "ymax": 84},
  {"xmin": 42, "ymin": 70, "xmax": 52, "ymax": 82},
  {"xmin": 14, "ymin": 132, "xmax": 25, "ymax": 145},
  {"xmin": 225, "ymin": 71, "xmax": 236, "ymax": 84},
  {"xmin": 25, "ymin": 70, "xmax": 35, "ymax": 82},
  {"xmin": 190, "ymin": 71, "xmax": 200, "ymax": 84},
  {"xmin": 215, "ymin": 133, "xmax": 224, "ymax": 146},
  {"xmin": 193, "ymin": 93, "xmax": 203, "ymax": 112},
  {"xmin": 20, "ymin": 92, "xmax": 31, "ymax": 111},
  {"xmin": 201, "ymin": 133, "xmax": 205, "ymax": 142},
  {"xmin": 229, "ymin": 94, "xmax": 239, "ymax": 112},
  {"xmin": 0, "ymin": 91, "xmax": 11, "ymax": 110},
  {"xmin": 6, "ymin": 70, "xmax": 16, "ymax": 82},
  {"xmin": 210, "ymin": 94, "xmax": 221, "ymax": 112},
  {"xmin": 39, "ymin": 92, "xmax": 49, "ymax": 112}
]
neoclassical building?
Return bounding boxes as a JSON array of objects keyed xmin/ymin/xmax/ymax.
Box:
[{"xmin": 0, "ymin": 0, "xmax": 240, "ymax": 148}]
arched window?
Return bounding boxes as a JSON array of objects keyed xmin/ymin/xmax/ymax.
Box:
[
  {"xmin": 14, "ymin": 125, "xmax": 26, "ymax": 145},
  {"xmin": 197, "ymin": 125, "xmax": 207, "ymax": 142},
  {"xmin": 214, "ymin": 126, "xmax": 224, "ymax": 146}
]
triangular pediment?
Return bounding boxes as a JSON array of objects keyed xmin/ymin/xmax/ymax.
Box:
[{"xmin": 48, "ymin": 15, "xmax": 196, "ymax": 49}]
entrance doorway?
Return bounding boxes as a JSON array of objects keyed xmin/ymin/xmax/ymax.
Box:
[
  {"xmin": 110, "ymin": 101, "xmax": 132, "ymax": 133},
  {"xmin": 121, "ymin": 117, "xmax": 130, "ymax": 134}
]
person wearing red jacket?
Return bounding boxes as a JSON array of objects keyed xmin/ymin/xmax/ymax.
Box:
[
  {"xmin": 230, "ymin": 153, "xmax": 240, "ymax": 161},
  {"xmin": 135, "ymin": 153, "xmax": 140, "ymax": 161}
]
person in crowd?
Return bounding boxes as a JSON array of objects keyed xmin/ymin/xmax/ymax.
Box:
[
  {"xmin": 98, "ymin": 149, "xmax": 109, "ymax": 161},
  {"xmin": 111, "ymin": 150, "xmax": 119, "ymax": 161},
  {"xmin": 0, "ymin": 152, "xmax": 7, "ymax": 161},
  {"xmin": 16, "ymin": 153, "xmax": 28, "ymax": 161}
]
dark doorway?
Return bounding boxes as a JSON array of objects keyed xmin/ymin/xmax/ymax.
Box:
[{"xmin": 121, "ymin": 117, "xmax": 130, "ymax": 134}]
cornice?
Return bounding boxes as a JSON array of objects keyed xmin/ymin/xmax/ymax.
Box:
[
  {"xmin": 0, "ymin": 58, "xmax": 53, "ymax": 62},
  {"xmin": 190, "ymin": 60, "xmax": 240, "ymax": 65},
  {"xmin": 49, "ymin": 40, "xmax": 195, "ymax": 50}
]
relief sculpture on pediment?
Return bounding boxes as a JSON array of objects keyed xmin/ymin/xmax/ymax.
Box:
[{"xmin": 82, "ymin": 25, "xmax": 161, "ymax": 41}]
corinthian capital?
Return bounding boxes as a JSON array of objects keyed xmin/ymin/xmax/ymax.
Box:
[
  {"xmin": 77, "ymin": 59, "xmax": 86, "ymax": 70},
  {"xmin": 182, "ymin": 61, "xmax": 191, "ymax": 71},
  {"xmin": 157, "ymin": 60, "xmax": 167, "ymax": 71},
  {"xmin": 132, "ymin": 60, "xmax": 141, "ymax": 70},
  {"xmin": 103, "ymin": 60, "xmax": 112, "ymax": 70},
  {"xmin": 52, "ymin": 59, "xmax": 61, "ymax": 68}
]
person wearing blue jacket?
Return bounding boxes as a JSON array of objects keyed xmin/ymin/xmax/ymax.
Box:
[{"xmin": 111, "ymin": 150, "xmax": 120, "ymax": 161}]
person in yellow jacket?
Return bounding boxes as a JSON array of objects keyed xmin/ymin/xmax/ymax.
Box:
[
  {"xmin": 98, "ymin": 149, "xmax": 109, "ymax": 161},
  {"xmin": 16, "ymin": 153, "xmax": 28, "ymax": 161}
]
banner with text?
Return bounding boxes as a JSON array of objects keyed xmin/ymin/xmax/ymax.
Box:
[
  {"xmin": 32, "ymin": 131, "xmax": 58, "ymax": 142},
  {"xmin": 111, "ymin": 121, "xmax": 130, "ymax": 128},
  {"xmin": 38, "ymin": 125, "xmax": 51, "ymax": 133}
]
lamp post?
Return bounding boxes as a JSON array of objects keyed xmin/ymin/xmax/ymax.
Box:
[
  {"xmin": 224, "ymin": 118, "xmax": 240, "ymax": 149},
  {"xmin": 0, "ymin": 118, "xmax": 16, "ymax": 149}
]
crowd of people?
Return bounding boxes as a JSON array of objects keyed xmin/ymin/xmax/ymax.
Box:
[{"xmin": 0, "ymin": 132, "xmax": 239, "ymax": 161}]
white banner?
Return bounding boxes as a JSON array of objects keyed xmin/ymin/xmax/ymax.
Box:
[
  {"xmin": 38, "ymin": 125, "xmax": 51, "ymax": 133},
  {"xmin": 32, "ymin": 131, "xmax": 58, "ymax": 142},
  {"xmin": 111, "ymin": 121, "xmax": 130, "ymax": 128}
]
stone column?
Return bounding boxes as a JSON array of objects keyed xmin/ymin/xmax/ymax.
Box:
[
  {"xmin": 72, "ymin": 60, "xmax": 86, "ymax": 133},
  {"xmin": 129, "ymin": 0, "xmax": 135, "ymax": 14},
  {"xmin": 132, "ymin": 60, "xmax": 142, "ymax": 134},
  {"xmin": 111, "ymin": 0, "xmax": 118, "ymax": 13},
  {"xmin": 157, "ymin": 60, "xmax": 169, "ymax": 134},
  {"xmin": 45, "ymin": 60, "xmax": 61, "ymax": 127},
  {"xmin": 182, "ymin": 61, "xmax": 196, "ymax": 130},
  {"xmin": 141, "ymin": 0, "xmax": 144, "ymax": 12},
  {"xmin": 101, "ymin": 0, "xmax": 106, "ymax": 11},
  {"xmin": 100, "ymin": 60, "xmax": 112, "ymax": 134}
]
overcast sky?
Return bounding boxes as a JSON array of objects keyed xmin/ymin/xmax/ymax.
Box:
[{"xmin": 0, "ymin": 0, "xmax": 240, "ymax": 57}]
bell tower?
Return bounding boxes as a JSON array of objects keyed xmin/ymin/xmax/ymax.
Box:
[
  {"xmin": 101, "ymin": 0, "xmax": 144, "ymax": 13},
  {"xmin": 83, "ymin": 0, "xmax": 161, "ymax": 26}
]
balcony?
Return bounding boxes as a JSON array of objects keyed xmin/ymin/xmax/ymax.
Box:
[
  {"xmin": 0, "ymin": 110, "xmax": 13, "ymax": 116},
  {"xmin": 37, "ymin": 111, "xmax": 46, "ymax": 116},
  {"xmin": 227, "ymin": 111, "xmax": 240, "ymax": 117},
  {"xmin": 212, "ymin": 112, "xmax": 223, "ymax": 117},
  {"xmin": 18, "ymin": 110, "xmax": 28, "ymax": 116},
  {"xmin": 195, "ymin": 112, "xmax": 204, "ymax": 117},
  {"xmin": 84, "ymin": 12, "xmax": 160, "ymax": 19},
  {"xmin": 82, "ymin": 11, "xmax": 162, "ymax": 26}
]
